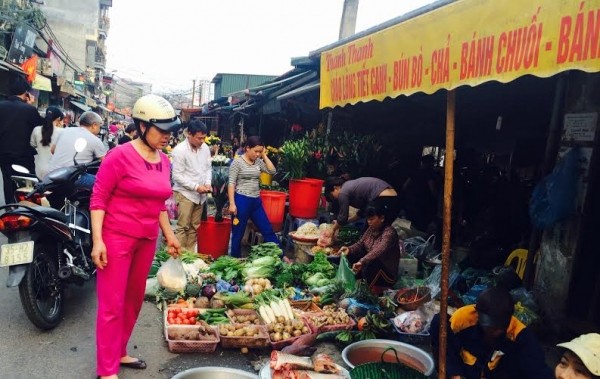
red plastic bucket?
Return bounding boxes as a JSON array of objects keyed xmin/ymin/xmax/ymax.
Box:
[
  {"xmin": 260, "ymin": 190, "xmax": 286, "ymax": 232},
  {"xmin": 288, "ymin": 178, "xmax": 324, "ymax": 219},
  {"xmin": 197, "ymin": 216, "xmax": 231, "ymax": 259}
]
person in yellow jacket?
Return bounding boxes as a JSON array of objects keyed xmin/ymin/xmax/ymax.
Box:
[{"xmin": 430, "ymin": 286, "xmax": 553, "ymax": 379}]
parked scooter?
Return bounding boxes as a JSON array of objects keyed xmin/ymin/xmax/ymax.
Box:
[
  {"xmin": 0, "ymin": 138, "xmax": 99, "ymax": 329},
  {"xmin": 11, "ymin": 165, "xmax": 49, "ymax": 206}
]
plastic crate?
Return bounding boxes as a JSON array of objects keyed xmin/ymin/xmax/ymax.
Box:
[
  {"xmin": 391, "ymin": 319, "xmax": 431, "ymax": 345},
  {"xmin": 218, "ymin": 324, "xmax": 270, "ymax": 349}
]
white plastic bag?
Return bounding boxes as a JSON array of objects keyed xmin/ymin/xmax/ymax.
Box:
[{"xmin": 156, "ymin": 257, "xmax": 187, "ymax": 292}]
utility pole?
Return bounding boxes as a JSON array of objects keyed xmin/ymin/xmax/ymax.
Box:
[
  {"xmin": 191, "ymin": 79, "xmax": 196, "ymax": 107},
  {"xmin": 339, "ymin": 0, "xmax": 359, "ymax": 40}
]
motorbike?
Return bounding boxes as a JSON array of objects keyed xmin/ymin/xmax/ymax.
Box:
[{"xmin": 0, "ymin": 138, "xmax": 98, "ymax": 329}]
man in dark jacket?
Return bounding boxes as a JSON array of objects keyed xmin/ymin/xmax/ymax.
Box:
[
  {"xmin": 430, "ymin": 286, "xmax": 553, "ymax": 379},
  {"xmin": 0, "ymin": 76, "xmax": 44, "ymax": 204}
]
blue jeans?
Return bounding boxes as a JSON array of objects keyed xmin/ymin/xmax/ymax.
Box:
[
  {"xmin": 76, "ymin": 173, "xmax": 96, "ymax": 191},
  {"xmin": 230, "ymin": 193, "xmax": 280, "ymax": 258}
]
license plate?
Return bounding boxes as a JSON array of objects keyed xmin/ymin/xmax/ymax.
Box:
[{"xmin": 0, "ymin": 241, "xmax": 34, "ymax": 267}]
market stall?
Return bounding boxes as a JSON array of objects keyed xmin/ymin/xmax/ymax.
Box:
[
  {"xmin": 147, "ymin": 241, "xmax": 438, "ymax": 378},
  {"xmin": 317, "ymin": 0, "xmax": 600, "ymax": 375}
]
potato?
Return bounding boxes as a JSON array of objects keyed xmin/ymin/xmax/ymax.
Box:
[
  {"xmin": 293, "ymin": 330, "xmax": 302, "ymax": 337},
  {"xmin": 233, "ymin": 328, "xmax": 246, "ymax": 336},
  {"xmin": 277, "ymin": 316, "xmax": 286, "ymax": 324}
]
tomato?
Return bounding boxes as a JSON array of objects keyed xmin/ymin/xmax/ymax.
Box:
[
  {"xmin": 182, "ymin": 319, "xmax": 190, "ymax": 325},
  {"xmin": 188, "ymin": 317, "xmax": 196, "ymax": 324},
  {"xmin": 167, "ymin": 318, "xmax": 174, "ymax": 325}
]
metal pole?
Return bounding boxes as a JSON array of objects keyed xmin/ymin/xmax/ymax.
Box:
[
  {"xmin": 439, "ymin": 89, "xmax": 456, "ymax": 378},
  {"xmin": 191, "ymin": 79, "xmax": 196, "ymax": 107}
]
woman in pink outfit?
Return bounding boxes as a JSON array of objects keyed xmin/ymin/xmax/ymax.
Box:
[{"xmin": 90, "ymin": 95, "xmax": 182, "ymax": 379}]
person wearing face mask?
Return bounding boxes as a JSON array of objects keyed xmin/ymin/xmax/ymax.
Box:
[
  {"xmin": 90, "ymin": 94, "xmax": 182, "ymax": 379},
  {"xmin": 555, "ymin": 334, "xmax": 600, "ymax": 379},
  {"xmin": 30, "ymin": 106, "xmax": 64, "ymax": 179},
  {"xmin": 227, "ymin": 135, "xmax": 280, "ymax": 258},
  {"xmin": 430, "ymin": 286, "xmax": 553, "ymax": 379}
]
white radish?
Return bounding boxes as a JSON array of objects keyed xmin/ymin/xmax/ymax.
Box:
[
  {"xmin": 264, "ymin": 303, "xmax": 276, "ymax": 323},
  {"xmin": 278, "ymin": 299, "xmax": 291, "ymax": 320},
  {"xmin": 270, "ymin": 301, "xmax": 284, "ymax": 319},
  {"xmin": 283, "ymin": 298, "xmax": 295, "ymax": 320},
  {"xmin": 258, "ymin": 305, "xmax": 272, "ymax": 323}
]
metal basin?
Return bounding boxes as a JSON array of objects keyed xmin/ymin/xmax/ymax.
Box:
[
  {"xmin": 171, "ymin": 367, "xmax": 259, "ymax": 379},
  {"xmin": 341, "ymin": 339, "xmax": 435, "ymax": 376}
]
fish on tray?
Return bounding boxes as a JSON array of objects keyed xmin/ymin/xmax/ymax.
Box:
[{"xmin": 271, "ymin": 351, "xmax": 313, "ymax": 371}]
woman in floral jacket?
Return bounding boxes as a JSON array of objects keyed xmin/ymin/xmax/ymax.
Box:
[{"xmin": 340, "ymin": 199, "xmax": 400, "ymax": 291}]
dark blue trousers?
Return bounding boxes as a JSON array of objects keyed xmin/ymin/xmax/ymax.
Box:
[{"xmin": 230, "ymin": 192, "xmax": 280, "ymax": 258}]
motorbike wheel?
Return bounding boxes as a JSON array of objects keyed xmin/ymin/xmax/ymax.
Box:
[{"xmin": 18, "ymin": 248, "xmax": 63, "ymax": 330}]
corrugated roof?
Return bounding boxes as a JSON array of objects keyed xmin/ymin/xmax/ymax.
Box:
[{"xmin": 211, "ymin": 73, "xmax": 277, "ymax": 99}]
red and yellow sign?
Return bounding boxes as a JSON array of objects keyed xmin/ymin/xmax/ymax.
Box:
[{"xmin": 320, "ymin": 0, "xmax": 600, "ymax": 109}]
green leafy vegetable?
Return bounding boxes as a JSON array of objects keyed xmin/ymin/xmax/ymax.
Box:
[{"xmin": 209, "ymin": 256, "xmax": 244, "ymax": 282}]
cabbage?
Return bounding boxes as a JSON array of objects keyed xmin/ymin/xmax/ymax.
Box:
[{"xmin": 243, "ymin": 265, "xmax": 275, "ymax": 279}]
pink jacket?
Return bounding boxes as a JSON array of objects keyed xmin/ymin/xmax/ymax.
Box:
[{"xmin": 91, "ymin": 143, "xmax": 172, "ymax": 239}]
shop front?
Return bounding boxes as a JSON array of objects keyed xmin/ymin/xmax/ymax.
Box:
[{"xmin": 315, "ymin": 0, "xmax": 600, "ymax": 372}]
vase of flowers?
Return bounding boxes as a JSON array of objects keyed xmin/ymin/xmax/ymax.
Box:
[{"xmin": 205, "ymin": 135, "xmax": 221, "ymax": 156}]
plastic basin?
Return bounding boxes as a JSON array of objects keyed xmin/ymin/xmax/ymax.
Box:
[{"xmin": 341, "ymin": 339, "xmax": 434, "ymax": 376}]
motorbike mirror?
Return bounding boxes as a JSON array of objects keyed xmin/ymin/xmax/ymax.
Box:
[
  {"xmin": 11, "ymin": 165, "xmax": 30, "ymax": 174},
  {"xmin": 74, "ymin": 138, "xmax": 88, "ymax": 153}
]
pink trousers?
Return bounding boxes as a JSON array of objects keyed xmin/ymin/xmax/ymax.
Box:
[{"xmin": 96, "ymin": 231, "xmax": 157, "ymax": 376}]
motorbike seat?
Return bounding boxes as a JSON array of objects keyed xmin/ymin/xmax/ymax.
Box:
[{"xmin": 34, "ymin": 206, "xmax": 68, "ymax": 223}]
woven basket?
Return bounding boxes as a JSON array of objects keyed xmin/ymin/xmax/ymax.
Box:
[
  {"xmin": 226, "ymin": 309, "xmax": 265, "ymax": 325},
  {"xmin": 219, "ymin": 324, "xmax": 270, "ymax": 349},
  {"xmin": 350, "ymin": 347, "xmax": 429, "ymax": 379},
  {"xmin": 290, "ymin": 300, "xmax": 322, "ymax": 313},
  {"xmin": 268, "ymin": 319, "xmax": 317, "ymax": 350},
  {"xmin": 303, "ymin": 312, "xmax": 356, "ymax": 332},
  {"xmin": 164, "ymin": 322, "xmax": 220, "ymax": 353},
  {"xmin": 395, "ymin": 287, "xmax": 431, "ymax": 311}
]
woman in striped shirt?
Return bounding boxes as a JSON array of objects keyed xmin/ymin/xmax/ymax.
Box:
[{"xmin": 228, "ymin": 136, "xmax": 280, "ymax": 257}]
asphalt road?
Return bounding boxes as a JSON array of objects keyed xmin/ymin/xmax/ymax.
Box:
[
  {"xmin": 0, "ymin": 240, "xmax": 262, "ymax": 379},
  {"xmin": 0, "ymin": 175, "xmax": 259, "ymax": 379}
]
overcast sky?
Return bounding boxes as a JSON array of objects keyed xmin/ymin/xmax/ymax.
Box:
[{"xmin": 106, "ymin": 0, "xmax": 435, "ymax": 93}]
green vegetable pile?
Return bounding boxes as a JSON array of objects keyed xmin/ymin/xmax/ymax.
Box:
[
  {"xmin": 337, "ymin": 226, "xmax": 361, "ymax": 246},
  {"xmin": 209, "ymin": 256, "xmax": 245, "ymax": 282},
  {"xmin": 243, "ymin": 243, "xmax": 283, "ymax": 279}
]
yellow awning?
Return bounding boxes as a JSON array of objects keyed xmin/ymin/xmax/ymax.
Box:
[
  {"xmin": 32, "ymin": 75, "xmax": 52, "ymax": 92},
  {"xmin": 320, "ymin": 0, "xmax": 600, "ymax": 109}
]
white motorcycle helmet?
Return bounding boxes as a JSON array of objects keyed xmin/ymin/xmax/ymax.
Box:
[{"xmin": 132, "ymin": 94, "xmax": 181, "ymax": 145}]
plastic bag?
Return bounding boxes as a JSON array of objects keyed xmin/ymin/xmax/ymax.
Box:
[
  {"xmin": 156, "ymin": 257, "xmax": 187, "ymax": 292},
  {"xmin": 423, "ymin": 262, "xmax": 460, "ymax": 300},
  {"xmin": 404, "ymin": 235, "xmax": 436, "ymax": 260},
  {"xmin": 529, "ymin": 147, "xmax": 580, "ymax": 229},
  {"xmin": 336, "ymin": 254, "xmax": 356, "ymax": 291}
]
